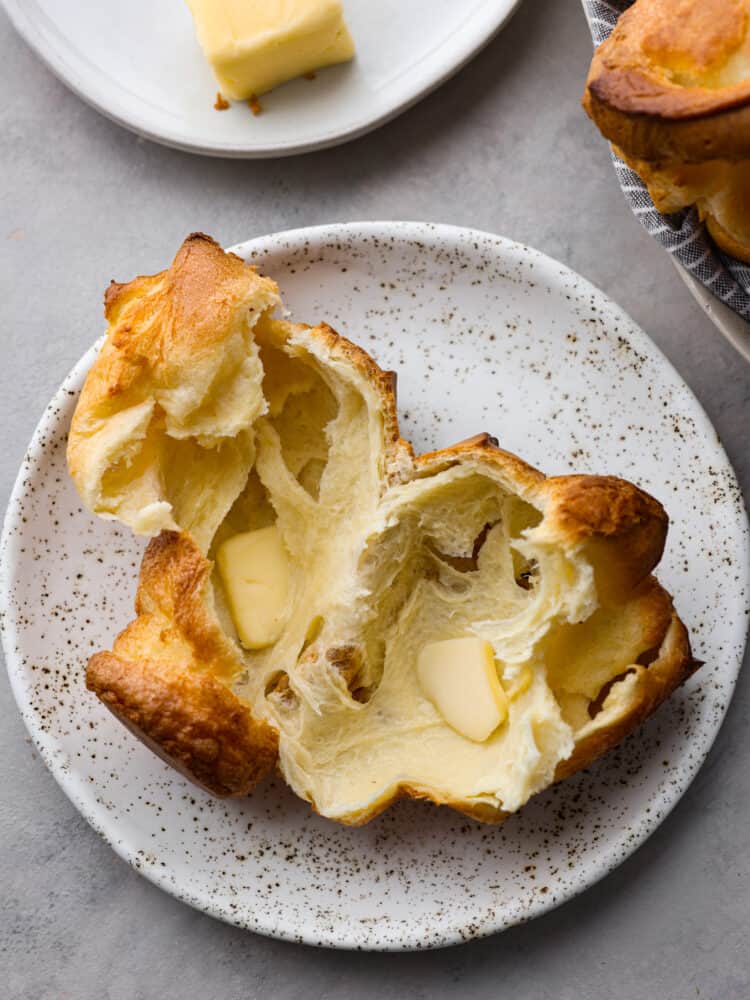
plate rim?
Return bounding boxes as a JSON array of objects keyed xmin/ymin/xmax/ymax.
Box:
[
  {"xmin": 673, "ymin": 260, "xmax": 750, "ymax": 364},
  {"xmin": 1, "ymin": 0, "xmax": 523, "ymax": 158},
  {"xmin": 2, "ymin": 220, "xmax": 748, "ymax": 950}
]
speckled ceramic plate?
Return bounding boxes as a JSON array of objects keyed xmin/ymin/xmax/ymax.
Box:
[
  {"xmin": 2, "ymin": 222, "xmax": 748, "ymax": 950},
  {"xmin": 2, "ymin": 0, "xmax": 522, "ymax": 157}
]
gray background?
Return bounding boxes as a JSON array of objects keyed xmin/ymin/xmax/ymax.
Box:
[{"xmin": 1, "ymin": 1, "xmax": 748, "ymax": 997}]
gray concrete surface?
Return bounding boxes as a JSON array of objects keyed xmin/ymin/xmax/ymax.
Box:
[{"xmin": 1, "ymin": 1, "xmax": 748, "ymax": 997}]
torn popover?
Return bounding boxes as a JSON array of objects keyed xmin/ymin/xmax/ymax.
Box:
[{"xmin": 67, "ymin": 234, "xmax": 695, "ymax": 824}]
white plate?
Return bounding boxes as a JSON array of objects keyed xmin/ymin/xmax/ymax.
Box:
[
  {"xmin": 2, "ymin": 0, "xmax": 522, "ymax": 157},
  {"xmin": 2, "ymin": 222, "xmax": 748, "ymax": 950},
  {"xmin": 675, "ymin": 262, "xmax": 750, "ymax": 363}
]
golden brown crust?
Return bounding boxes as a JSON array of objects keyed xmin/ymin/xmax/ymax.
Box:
[
  {"xmin": 73, "ymin": 232, "xmax": 275, "ymax": 437},
  {"xmin": 545, "ymin": 474, "xmax": 668, "ymax": 604},
  {"xmin": 544, "ymin": 474, "xmax": 666, "ymax": 545},
  {"xmin": 584, "ymin": 84, "xmax": 750, "ymax": 163},
  {"xmin": 417, "ymin": 432, "xmax": 544, "ymax": 484},
  {"xmin": 87, "ymin": 531, "xmax": 278, "ymax": 796},
  {"xmin": 102, "ymin": 232, "xmax": 266, "ymax": 355},
  {"xmin": 88, "ymin": 651, "xmax": 277, "ymax": 797},
  {"xmin": 124, "ymin": 531, "xmax": 242, "ymax": 681},
  {"xmin": 583, "ymin": 0, "xmax": 750, "ymax": 161}
]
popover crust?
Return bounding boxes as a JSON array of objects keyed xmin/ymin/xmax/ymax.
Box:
[
  {"xmin": 70, "ymin": 235, "xmax": 696, "ymax": 823},
  {"xmin": 87, "ymin": 530, "xmax": 278, "ymax": 796}
]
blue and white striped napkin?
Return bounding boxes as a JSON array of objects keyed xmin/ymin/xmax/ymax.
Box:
[{"xmin": 581, "ymin": 0, "xmax": 750, "ymax": 321}]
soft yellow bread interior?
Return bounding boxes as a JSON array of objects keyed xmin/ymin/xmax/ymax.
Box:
[
  {"xmin": 70, "ymin": 235, "xmax": 693, "ymax": 825},
  {"xmin": 67, "ymin": 236, "xmax": 280, "ymax": 547},
  {"xmin": 204, "ymin": 321, "xmax": 674, "ymax": 821}
]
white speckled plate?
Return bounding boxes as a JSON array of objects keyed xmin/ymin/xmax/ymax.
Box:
[
  {"xmin": 1, "ymin": 0, "xmax": 522, "ymax": 158},
  {"xmin": 2, "ymin": 222, "xmax": 748, "ymax": 950}
]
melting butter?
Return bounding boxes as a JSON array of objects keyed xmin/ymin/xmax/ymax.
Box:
[
  {"xmin": 216, "ymin": 525, "xmax": 291, "ymax": 649},
  {"xmin": 417, "ymin": 637, "xmax": 509, "ymax": 743}
]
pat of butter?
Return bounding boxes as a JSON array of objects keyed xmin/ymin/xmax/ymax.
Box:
[
  {"xmin": 417, "ymin": 638, "xmax": 508, "ymax": 743},
  {"xmin": 185, "ymin": 0, "xmax": 355, "ymax": 100},
  {"xmin": 216, "ymin": 526, "xmax": 291, "ymax": 650}
]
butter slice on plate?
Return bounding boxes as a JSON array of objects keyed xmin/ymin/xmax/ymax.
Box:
[{"xmin": 185, "ymin": 0, "xmax": 355, "ymax": 100}]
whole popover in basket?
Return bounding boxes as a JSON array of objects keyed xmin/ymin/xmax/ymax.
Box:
[{"xmin": 584, "ymin": 0, "xmax": 750, "ymax": 264}]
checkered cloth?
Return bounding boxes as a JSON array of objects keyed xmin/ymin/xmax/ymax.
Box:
[{"xmin": 582, "ymin": 0, "xmax": 750, "ymax": 320}]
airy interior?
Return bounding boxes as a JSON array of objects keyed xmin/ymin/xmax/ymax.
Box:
[{"xmin": 202, "ymin": 317, "xmax": 661, "ymax": 821}]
